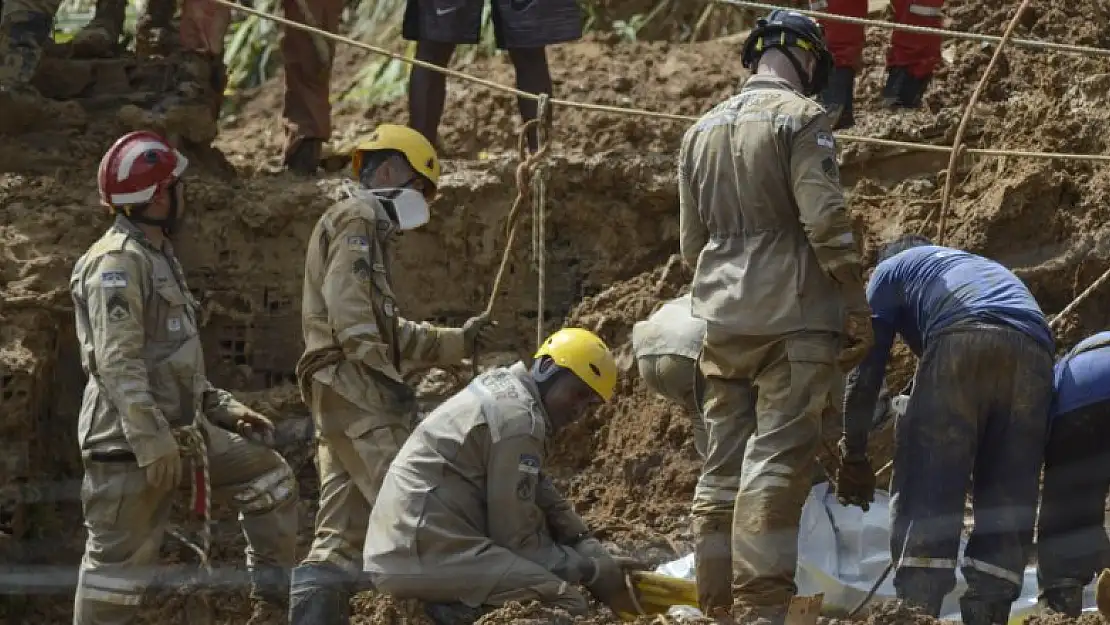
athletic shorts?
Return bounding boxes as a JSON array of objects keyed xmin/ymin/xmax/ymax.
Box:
[{"xmin": 402, "ymin": 0, "xmax": 583, "ymax": 49}]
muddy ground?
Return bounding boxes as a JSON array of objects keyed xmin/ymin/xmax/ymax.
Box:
[{"xmin": 2, "ymin": 0, "xmax": 1110, "ymax": 622}]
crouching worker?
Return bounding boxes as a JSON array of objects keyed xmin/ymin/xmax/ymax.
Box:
[
  {"xmin": 1036, "ymin": 332, "xmax": 1110, "ymax": 616},
  {"xmin": 365, "ymin": 328, "xmax": 650, "ymax": 623}
]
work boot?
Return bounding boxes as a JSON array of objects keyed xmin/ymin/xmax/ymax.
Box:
[
  {"xmin": 423, "ymin": 602, "xmax": 487, "ymax": 625},
  {"xmin": 959, "ymin": 597, "xmax": 1011, "ymax": 625},
  {"xmin": 247, "ymin": 566, "xmax": 290, "ymax": 625},
  {"xmin": 881, "ymin": 66, "xmax": 931, "ymax": 109},
  {"xmin": 288, "ymin": 563, "xmax": 351, "ymax": 625},
  {"xmin": 1039, "ymin": 584, "xmax": 1083, "ymax": 617},
  {"xmin": 284, "ymin": 138, "xmax": 323, "ymax": 176},
  {"xmin": 69, "ymin": 0, "xmax": 126, "ymax": 58},
  {"xmin": 818, "ymin": 66, "xmax": 856, "ymax": 130},
  {"xmin": 134, "ymin": 0, "xmax": 175, "ymax": 58}
]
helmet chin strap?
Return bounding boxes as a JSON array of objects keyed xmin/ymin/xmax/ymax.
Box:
[
  {"xmin": 125, "ymin": 185, "xmax": 181, "ymax": 236},
  {"xmin": 779, "ymin": 47, "xmax": 815, "ymax": 95}
]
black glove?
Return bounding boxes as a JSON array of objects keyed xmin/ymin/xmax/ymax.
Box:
[
  {"xmin": 585, "ymin": 554, "xmax": 651, "ymax": 615},
  {"xmin": 835, "ymin": 438, "xmax": 876, "ymax": 511}
]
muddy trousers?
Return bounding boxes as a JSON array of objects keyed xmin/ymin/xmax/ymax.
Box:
[
  {"xmin": 178, "ymin": 0, "xmax": 342, "ymax": 155},
  {"xmin": 637, "ymin": 353, "xmax": 707, "ymax": 459},
  {"xmin": 290, "ymin": 381, "xmax": 412, "ymax": 625},
  {"xmin": 890, "ymin": 322, "xmax": 1053, "ymax": 625},
  {"xmin": 692, "ymin": 328, "xmax": 838, "ymax": 618},
  {"xmin": 812, "ymin": 0, "xmax": 943, "ymax": 77},
  {"xmin": 73, "ymin": 428, "xmax": 299, "ymax": 625},
  {"xmin": 1035, "ymin": 400, "xmax": 1110, "ymax": 616}
]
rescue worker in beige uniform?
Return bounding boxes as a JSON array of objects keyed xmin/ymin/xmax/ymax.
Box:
[
  {"xmin": 365, "ymin": 328, "xmax": 648, "ymax": 624},
  {"xmin": 290, "ymin": 123, "xmax": 497, "ymax": 624},
  {"xmin": 678, "ymin": 10, "xmax": 874, "ymax": 622},
  {"xmin": 633, "ymin": 293, "xmax": 709, "ymax": 458},
  {"xmin": 70, "ymin": 131, "xmax": 299, "ymax": 625}
]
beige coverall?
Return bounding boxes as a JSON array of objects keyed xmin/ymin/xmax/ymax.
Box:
[
  {"xmin": 678, "ymin": 75, "xmax": 863, "ymax": 615},
  {"xmin": 68, "ymin": 216, "xmax": 299, "ymax": 625},
  {"xmin": 365, "ymin": 363, "xmax": 596, "ymax": 613},
  {"xmin": 178, "ymin": 0, "xmax": 343, "ymax": 158},
  {"xmin": 632, "ymin": 293, "xmax": 709, "ymax": 458},
  {"xmin": 296, "ymin": 195, "xmax": 469, "ymax": 576}
]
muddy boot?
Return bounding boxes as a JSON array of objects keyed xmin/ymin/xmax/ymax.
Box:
[
  {"xmin": 284, "ymin": 138, "xmax": 323, "ymax": 175},
  {"xmin": 69, "ymin": 0, "xmax": 125, "ymax": 58},
  {"xmin": 1039, "ymin": 584, "xmax": 1083, "ymax": 617},
  {"xmin": 0, "ymin": 11, "xmax": 84, "ymax": 134},
  {"xmin": 247, "ymin": 566, "xmax": 289, "ymax": 625},
  {"xmin": 959, "ymin": 597, "xmax": 1011, "ymax": 625},
  {"xmin": 134, "ymin": 0, "xmax": 175, "ymax": 58},
  {"xmin": 288, "ymin": 563, "xmax": 351, "ymax": 625},
  {"xmin": 423, "ymin": 602, "xmax": 487, "ymax": 625},
  {"xmin": 881, "ymin": 66, "xmax": 931, "ymax": 109},
  {"xmin": 818, "ymin": 66, "xmax": 855, "ymax": 130},
  {"xmin": 693, "ymin": 529, "xmax": 734, "ymax": 621}
]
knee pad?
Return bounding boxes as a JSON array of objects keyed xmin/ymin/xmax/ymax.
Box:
[{"xmin": 235, "ymin": 461, "xmax": 299, "ymax": 515}]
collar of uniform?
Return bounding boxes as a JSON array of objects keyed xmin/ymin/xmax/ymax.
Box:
[
  {"xmin": 507, "ymin": 361, "xmax": 554, "ymax": 430},
  {"xmin": 112, "ymin": 214, "xmax": 169, "ymax": 254},
  {"xmin": 743, "ymin": 74, "xmax": 800, "ymax": 95}
]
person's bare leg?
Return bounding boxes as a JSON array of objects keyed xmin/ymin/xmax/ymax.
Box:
[
  {"xmin": 409, "ymin": 40, "xmax": 457, "ymax": 151},
  {"xmin": 507, "ymin": 46, "xmax": 552, "ymax": 153}
]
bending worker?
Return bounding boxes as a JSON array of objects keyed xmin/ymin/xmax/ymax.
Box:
[
  {"xmin": 838, "ymin": 235, "xmax": 1055, "ymax": 625},
  {"xmin": 365, "ymin": 328, "xmax": 648, "ymax": 623},
  {"xmin": 1035, "ymin": 331, "xmax": 1110, "ymax": 616},
  {"xmin": 678, "ymin": 9, "xmax": 873, "ymax": 622},
  {"xmin": 71, "ymin": 131, "xmax": 298, "ymax": 625},
  {"xmin": 813, "ymin": 0, "xmax": 944, "ymax": 128},
  {"xmin": 632, "ymin": 293, "xmax": 708, "ymax": 458},
  {"xmin": 290, "ymin": 124, "xmax": 496, "ymax": 623}
]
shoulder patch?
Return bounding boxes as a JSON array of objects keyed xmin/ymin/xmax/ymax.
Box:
[
  {"xmin": 816, "ymin": 132, "xmax": 836, "ymax": 150},
  {"xmin": 518, "ymin": 453, "xmax": 541, "ymax": 474},
  {"xmin": 352, "ymin": 258, "xmax": 372, "ymax": 282},
  {"xmin": 347, "ymin": 235, "xmax": 370, "ymax": 252},
  {"xmin": 99, "ymin": 270, "xmax": 128, "ymax": 289},
  {"xmin": 106, "ymin": 293, "xmax": 130, "ymax": 323},
  {"xmin": 822, "ymin": 157, "xmax": 839, "ymax": 181}
]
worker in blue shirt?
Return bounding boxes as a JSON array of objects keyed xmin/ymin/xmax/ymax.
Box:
[
  {"xmin": 1035, "ymin": 332, "xmax": 1110, "ymax": 616},
  {"xmin": 835, "ymin": 234, "xmax": 1055, "ymax": 625}
]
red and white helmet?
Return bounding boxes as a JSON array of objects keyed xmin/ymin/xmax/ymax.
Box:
[{"xmin": 97, "ymin": 131, "xmax": 188, "ymax": 208}]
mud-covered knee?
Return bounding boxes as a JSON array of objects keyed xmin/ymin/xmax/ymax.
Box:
[{"xmin": 234, "ymin": 460, "xmax": 299, "ymax": 515}]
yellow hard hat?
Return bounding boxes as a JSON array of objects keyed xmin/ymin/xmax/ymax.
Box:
[
  {"xmin": 350, "ymin": 124, "xmax": 441, "ymax": 192},
  {"xmin": 533, "ymin": 328, "xmax": 618, "ymax": 402}
]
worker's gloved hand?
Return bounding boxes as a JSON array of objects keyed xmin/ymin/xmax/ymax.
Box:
[
  {"xmin": 144, "ymin": 447, "xmax": 183, "ymax": 492},
  {"xmin": 834, "ymin": 438, "xmax": 875, "ymax": 511},
  {"xmin": 461, "ymin": 312, "xmax": 498, "ymax": 354},
  {"xmin": 838, "ymin": 306, "xmax": 874, "ymax": 372},
  {"xmin": 586, "ymin": 554, "xmax": 652, "ymax": 616},
  {"xmin": 236, "ymin": 408, "xmax": 276, "ymax": 447}
]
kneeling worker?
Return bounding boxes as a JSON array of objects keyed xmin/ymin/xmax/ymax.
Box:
[{"xmin": 365, "ymin": 328, "xmax": 648, "ymax": 623}]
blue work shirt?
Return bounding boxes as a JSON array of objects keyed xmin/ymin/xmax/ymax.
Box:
[
  {"xmin": 863, "ymin": 245, "xmax": 1053, "ymax": 364},
  {"xmin": 1052, "ymin": 332, "xmax": 1110, "ymax": 420}
]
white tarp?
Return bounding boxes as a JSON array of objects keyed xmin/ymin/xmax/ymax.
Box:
[{"xmin": 655, "ymin": 482, "xmax": 1098, "ymax": 624}]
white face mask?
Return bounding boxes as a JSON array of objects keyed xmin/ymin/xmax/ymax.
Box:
[
  {"xmin": 341, "ymin": 182, "xmax": 431, "ymax": 232},
  {"xmin": 371, "ymin": 187, "xmax": 430, "ymax": 231}
]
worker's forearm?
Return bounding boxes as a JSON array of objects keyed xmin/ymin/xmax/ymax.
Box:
[{"xmin": 842, "ymin": 353, "xmax": 886, "ymax": 455}]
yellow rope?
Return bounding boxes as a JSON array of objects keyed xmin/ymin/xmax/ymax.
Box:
[
  {"xmin": 715, "ymin": 0, "xmax": 1110, "ymax": 59},
  {"xmin": 206, "ymin": 0, "xmax": 1110, "ymax": 164}
]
